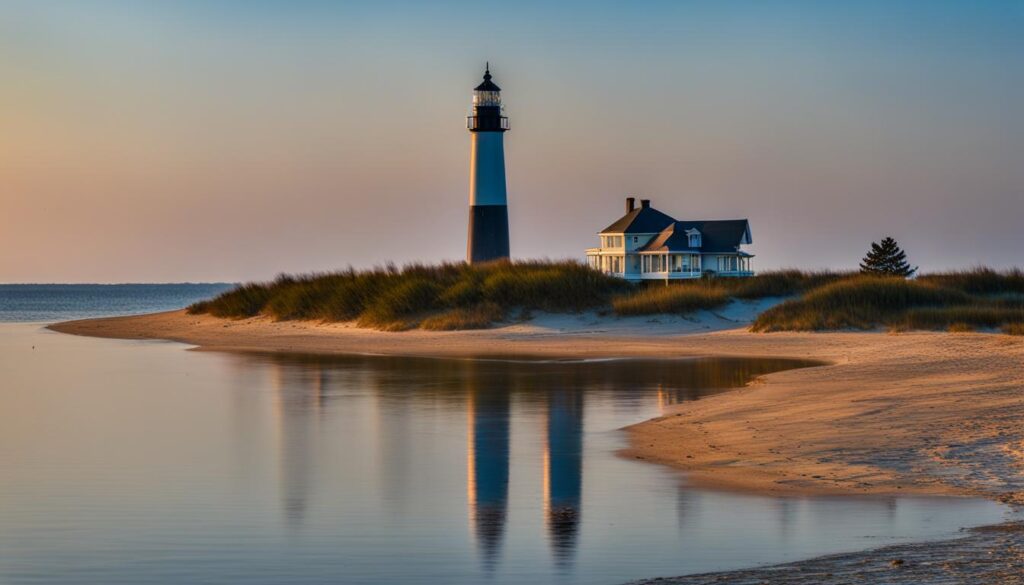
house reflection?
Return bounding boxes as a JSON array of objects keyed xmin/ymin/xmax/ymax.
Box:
[{"xmin": 544, "ymin": 386, "xmax": 584, "ymax": 567}]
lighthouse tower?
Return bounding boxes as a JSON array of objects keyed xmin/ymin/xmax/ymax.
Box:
[{"xmin": 466, "ymin": 64, "xmax": 510, "ymax": 264}]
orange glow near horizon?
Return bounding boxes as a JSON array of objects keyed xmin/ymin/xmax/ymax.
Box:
[{"xmin": 2, "ymin": 2, "xmax": 1022, "ymax": 282}]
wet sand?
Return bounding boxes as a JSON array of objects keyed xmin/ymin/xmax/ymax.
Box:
[{"xmin": 629, "ymin": 522, "xmax": 1024, "ymax": 585}]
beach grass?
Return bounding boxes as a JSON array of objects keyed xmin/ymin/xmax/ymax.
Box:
[
  {"xmin": 608, "ymin": 269, "xmax": 847, "ymax": 316},
  {"xmin": 612, "ymin": 283, "xmax": 729, "ymax": 315},
  {"xmin": 753, "ymin": 269, "xmax": 1024, "ymax": 332},
  {"xmin": 420, "ymin": 303, "xmax": 506, "ymax": 331},
  {"xmin": 188, "ymin": 265, "xmax": 845, "ymax": 328},
  {"xmin": 188, "ymin": 263, "xmax": 1024, "ymax": 333},
  {"xmin": 187, "ymin": 260, "xmax": 631, "ymax": 330}
]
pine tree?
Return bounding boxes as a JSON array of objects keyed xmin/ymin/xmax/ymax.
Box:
[{"xmin": 859, "ymin": 237, "xmax": 917, "ymax": 277}]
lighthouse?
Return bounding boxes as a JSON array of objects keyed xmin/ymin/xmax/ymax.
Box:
[{"xmin": 466, "ymin": 64, "xmax": 510, "ymax": 264}]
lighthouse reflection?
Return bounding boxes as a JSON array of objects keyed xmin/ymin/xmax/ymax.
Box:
[
  {"xmin": 245, "ymin": 353, "xmax": 820, "ymax": 570},
  {"xmin": 466, "ymin": 371, "xmax": 511, "ymax": 570}
]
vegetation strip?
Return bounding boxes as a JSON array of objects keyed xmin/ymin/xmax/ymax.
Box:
[{"xmin": 188, "ymin": 263, "xmax": 1024, "ymax": 333}]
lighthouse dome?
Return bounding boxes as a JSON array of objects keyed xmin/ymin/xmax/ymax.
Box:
[
  {"xmin": 474, "ymin": 65, "xmax": 501, "ymax": 92},
  {"xmin": 473, "ymin": 64, "xmax": 502, "ymax": 107}
]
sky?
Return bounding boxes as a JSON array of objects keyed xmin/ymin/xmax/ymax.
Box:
[{"xmin": 1, "ymin": 0, "xmax": 1022, "ymax": 283}]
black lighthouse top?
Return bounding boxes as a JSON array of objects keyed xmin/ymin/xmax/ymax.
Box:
[
  {"xmin": 468, "ymin": 64, "xmax": 509, "ymax": 132},
  {"xmin": 474, "ymin": 64, "xmax": 501, "ymax": 92}
]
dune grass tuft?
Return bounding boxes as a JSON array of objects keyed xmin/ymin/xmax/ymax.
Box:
[
  {"xmin": 420, "ymin": 303, "xmax": 506, "ymax": 331},
  {"xmin": 612, "ymin": 284, "xmax": 729, "ymax": 316},
  {"xmin": 918, "ymin": 267, "xmax": 1024, "ymax": 295}
]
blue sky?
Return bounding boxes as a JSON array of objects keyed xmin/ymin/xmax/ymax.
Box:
[{"xmin": 2, "ymin": 0, "xmax": 1022, "ymax": 281}]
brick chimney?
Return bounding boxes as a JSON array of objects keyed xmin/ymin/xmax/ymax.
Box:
[
  {"xmin": 625, "ymin": 197, "xmax": 636, "ymax": 213},
  {"xmin": 640, "ymin": 199, "xmax": 651, "ymax": 209}
]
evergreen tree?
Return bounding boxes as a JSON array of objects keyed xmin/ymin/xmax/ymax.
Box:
[{"xmin": 859, "ymin": 237, "xmax": 917, "ymax": 277}]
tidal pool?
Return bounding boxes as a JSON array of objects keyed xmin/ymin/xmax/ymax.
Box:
[{"xmin": 0, "ymin": 324, "xmax": 1008, "ymax": 584}]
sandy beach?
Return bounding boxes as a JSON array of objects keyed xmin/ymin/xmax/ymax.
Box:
[{"xmin": 50, "ymin": 305, "xmax": 1024, "ymax": 504}]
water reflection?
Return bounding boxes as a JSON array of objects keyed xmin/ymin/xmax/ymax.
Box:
[
  {"xmin": 545, "ymin": 386, "xmax": 583, "ymax": 567},
  {"xmin": 271, "ymin": 363, "xmax": 326, "ymax": 526},
  {"xmin": 251, "ymin": 353, "xmax": 820, "ymax": 565},
  {"xmin": 466, "ymin": 372, "xmax": 511, "ymax": 569},
  {"xmin": 3, "ymin": 327, "xmax": 1009, "ymax": 585}
]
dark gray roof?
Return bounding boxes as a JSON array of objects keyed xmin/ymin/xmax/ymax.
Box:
[
  {"xmin": 640, "ymin": 220, "xmax": 751, "ymax": 253},
  {"xmin": 474, "ymin": 67, "xmax": 501, "ymax": 92},
  {"xmin": 600, "ymin": 206, "xmax": 676, "ymax": 234}
]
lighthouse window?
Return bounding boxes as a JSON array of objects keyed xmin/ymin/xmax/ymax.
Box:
[{"xmin": 473, "ymin": 91, "xmax": 501, "ymax": 106}]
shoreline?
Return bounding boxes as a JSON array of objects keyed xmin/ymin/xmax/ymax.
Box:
[
  {"xmin": 49, "ymin": 309, "xmax": 1024, "ymax": 503},
  {"xmin": 48, "ymin": 310, "xmax": 1024, "ymax": 581}
]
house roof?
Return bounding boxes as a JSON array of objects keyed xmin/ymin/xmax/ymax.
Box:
[
  {"xmin": 640, "ymin": 219, "xmax": 752, "ymax": 253},
  {"xmin": 600, "ymin": 206, "xmax": 676, "ymax": 234}
]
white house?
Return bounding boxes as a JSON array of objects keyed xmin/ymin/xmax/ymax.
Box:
[{"xmin": 586, "ymin": 197, "xmax": 754, "ymax": 281}]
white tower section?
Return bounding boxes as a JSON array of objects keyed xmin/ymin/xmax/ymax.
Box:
[{"xmin": 469, "ymin": 132, "xmax": 507, "ymax": 206}]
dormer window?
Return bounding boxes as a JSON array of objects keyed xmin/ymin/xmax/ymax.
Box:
[{"xmin": 686, "ymin": 229, "xmax": 701, "ymax": 248}]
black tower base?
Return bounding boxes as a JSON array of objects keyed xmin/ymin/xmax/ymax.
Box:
[{"xmin": 467, "ymin": 205, "xmax": 510, "ymax": 264}]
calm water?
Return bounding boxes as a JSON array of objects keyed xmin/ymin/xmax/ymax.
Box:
[
  {"xmin": 0, "ymin": 283, "xmax": 233, "ymax": 322},
  {"xmin": 0, "ymin": 288, "xmax": 1011, "ymax": 584}
]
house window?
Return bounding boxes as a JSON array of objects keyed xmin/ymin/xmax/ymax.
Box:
[
  {"xmin": 632, "ymin": 236, "xmax": 638, "ymax": 244},
  {"xmin": 689, "ymin": 234, "xmax": 701, "ymax": 247}
]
